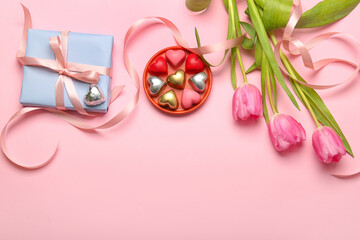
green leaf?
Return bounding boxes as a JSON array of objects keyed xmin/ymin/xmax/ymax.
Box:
[
  {"xmin": 247, "ymin": 0, "xmax": 300, "ymax": 110},
  {"xmin": 288, "ymin": 64, "xmax": 354, "ymax": 156},
  {"xmin": 245, "ymin": 2, "xmax": 263, "ymax": 17},
  {"xmin": 223, "ymin": 0, "xmax": 229, "ymax": 13},
  {"xmin": 240, "ymin": 21, "xmax": 256, "ymax": 39},
  {"xmin": 297, "ymin": 0, "xmax": 360, "ymax": 28},
  {"xmin": 290, "ymin": 79, "xmax": 302, "ymax": 102},
  {"xmin": 245, "ymin": 7, "xmax": 250, "ymax": 16},
  {"xmin": 261, "ymin": 55, "xmax": 270, "ymax": 124},
  {"xmin": 254, "ymin": 41, "xmax": 263, "ymax": 69},
  {"xmin": 254, "ymin": 0, "xmax": 265, "ymax": 8},
  {"xmin": 246, "ymin": 62, "xmax": 257, "ymax": 74},
  {"xmin": 245, "ymin": 42, "xmax": 263, "ymax": 73},
  {"xmin": 257, "ymin": 5, "xmax": 264, "ymax": 17},
  {"xmin": 247, "ymin": 0, "xmax": 359, "ymax": 29},
  {"xmin": 240, "ymin": 21, "xmax": 256, "ymax": 50},
  {"xmin": 268, "ymin": 66, "xmax": 277, "ymax": 107},
  {"xmin": 231, "ymin": 48, "xmax": 237, "ymax": 90},
  {"xmin": 262, "ymin": 0, "xmax": 293, "ymax": 31}
]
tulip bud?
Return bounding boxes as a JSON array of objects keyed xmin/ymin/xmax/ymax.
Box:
[
  {"xmin": 232, "ymin": 83, "xmax": 263, "ymax": 121},
  {"xmin": 312, "ymin": 126, "xmax": 346, "ymax": 163},
  {"xmin": 268, "ymin": 114, "xmax": 306, "ymax": 151}
]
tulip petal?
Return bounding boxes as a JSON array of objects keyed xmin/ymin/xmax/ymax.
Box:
[
  {"xmin": 232, "ymin": 84, "xmax": 263, "ymax": 121},
  {"xmin": 312, "ymin": 127, "xmax": 346, "ymax": 164},
  {"xmin": 268, "ymin": 114, "xmax": 306, "ymax": 151}
]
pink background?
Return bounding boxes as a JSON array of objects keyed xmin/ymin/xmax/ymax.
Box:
[{"xmin": 1, "ymin": 0, "xmax": 360, "ymax": 239}]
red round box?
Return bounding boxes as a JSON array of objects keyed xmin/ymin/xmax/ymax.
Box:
[{"xmin": 143, "ymin": 46, "xmax": 213, "ymax": 114}]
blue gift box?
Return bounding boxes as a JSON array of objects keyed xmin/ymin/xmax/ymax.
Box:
[{"xmin": 20, "ymin": 29, "xmax": 114, "ymax": 113}]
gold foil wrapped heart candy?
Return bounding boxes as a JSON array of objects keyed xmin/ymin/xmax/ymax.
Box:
[
  {"xmin": 167, "ymin": 70, "xmax": 185, "ymax": 90},
  {"xmin": 158, "ymin": 90, "xmax": 178, "ymax": 110}
]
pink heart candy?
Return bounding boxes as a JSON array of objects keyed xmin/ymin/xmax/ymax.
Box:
[
  {"xmin": 165, "ymin": 49, "xmax": 186, "ymax": 68},
  {"xmin": 181, "ymin": 89, "xmax": 201, "ymax": 110}
]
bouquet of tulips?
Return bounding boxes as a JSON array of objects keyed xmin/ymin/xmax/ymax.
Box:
[{"xmin": 187, "ymin": 0, "xmax": 360, "ymax": 164}]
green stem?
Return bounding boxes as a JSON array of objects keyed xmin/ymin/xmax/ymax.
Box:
[
  {"xmin": 269, "ymin": 32, "xmax": 321, "ymax": 127},
  {"xmin": 266, "ymin": 64, "xmax": 278, "ymax": 114},
  {"xmin": 228, "ymin": 0, "xmax": 237, "ymax": 90},
  {"xmin": 228, "ymin": 0, "xmax": 237, "ymax": 35},
  {"xmin": 236, "ymin": 47, "xmax": 248, "ymax": 83},
  {"xmin": 230, "ymin": 0, "xmax": 242, "ymax": 36},
  {"xmin": 262, "ymin": 52, "xmax": 277, "ymax": 114},
  {"xmin": 229, "ymin": 0, "xmax": 248, "ymax": 84},
  {"xmin": 294, "ymin": 81, "xmax": 321, "ymax": 127}
]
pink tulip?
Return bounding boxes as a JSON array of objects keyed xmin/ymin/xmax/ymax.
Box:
[
  {"xmin": 268, "ymin": 114, "xmax": 306, "ymax": 151},
  {"xmin": 312, "ymin": 126, "xmax": 346, "ymax": 164},
  {"xmin": 232, "ymin": 83, "xmax": 263, "ymax": 120}
]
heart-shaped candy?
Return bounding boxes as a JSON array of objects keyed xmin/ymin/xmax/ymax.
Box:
[
  {"xmin": 148, "ymin": 56, "xmax": 168, "ymax": 76},
  {"xmin": 84, "ymin": 84, "xmax": 106, "ymax": 106},
  {"xmin": 185, "ymin": 53, "xmax": 205, "ymax": 73},
  {"xmin": 165, "ymin": 49, "xmax": 186, "ymax": 68},
  {"xmin": 158, "ymin": 90, "xmax": 178, "ymax": 110},
  {"xmin": 189, "ymin": 72, "xmax": 208, "ymax": 93},
  {"xmin": 147, "ymin": 76, "xmax": 166, "ymax": 96},
  {"xmin": 167, "ymin": 70, "xmax": 186, "ymax": 89},
  {"xmin": 181, "ymin": 89, "xmax": 201, "ymax": 110}
]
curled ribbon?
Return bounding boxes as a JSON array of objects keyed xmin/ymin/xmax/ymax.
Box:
[{"xmin": 274, "ymin": 0, "xmax": 360, "ymax": 90}]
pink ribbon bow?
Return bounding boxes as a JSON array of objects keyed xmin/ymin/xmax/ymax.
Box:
[{"xmin": 48, "ymin": 34, "xmax": 100, "ymax": 112}]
